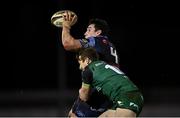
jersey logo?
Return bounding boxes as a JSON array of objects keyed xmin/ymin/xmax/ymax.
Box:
[
  {"xmin": 117, "ymin": 101, "xmax": 124, "ymax": 106},
  {"xmin": 95, "ymin": 86, "xmax": 101, "ymax": 92},
  {"xmin": 130, "ymin": 102, "xmax": 139, "ymax": 110},
  {"xmin": 95, "ymin": 62, "xmax": 104, "ymax": 66},
  {"xmin": 81, "ymin": 38, "xmax": 88, "ymax": 43}
]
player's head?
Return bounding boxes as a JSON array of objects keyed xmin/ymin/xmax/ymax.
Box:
[
  {"xmin": 77, "ymin": 48, "xmax": 99, "ymax": 70},
  {"xmin": 84, "ymin": 18, "xmax": 110, "ymax": 38}
]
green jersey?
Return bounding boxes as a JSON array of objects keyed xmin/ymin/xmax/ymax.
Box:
[
  {"xmin": 82, "ymin": 60, "xmax": 144, "ymax": 115},
  {"xmin": 82, "ymin": 60, "xmax": 139, "ymax": 102}
]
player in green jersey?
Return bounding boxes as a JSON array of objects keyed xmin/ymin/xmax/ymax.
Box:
[{"xmin": 76, "ymin": 48, "xmax": 144, "ymax": 117}]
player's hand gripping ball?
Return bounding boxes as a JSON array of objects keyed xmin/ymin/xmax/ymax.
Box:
[{"xmin": 51, "ymin": 10, "xmax": 78, "ymax": 28}]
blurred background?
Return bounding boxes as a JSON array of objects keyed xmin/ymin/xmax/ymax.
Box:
[{"xmin": 2, "ymin": 0, "xmax": 180, "ymax": 116}]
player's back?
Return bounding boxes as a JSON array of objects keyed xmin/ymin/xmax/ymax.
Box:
[{"xmin": 88, "ymin": 60, "xmax": 139, "ymax": 101}]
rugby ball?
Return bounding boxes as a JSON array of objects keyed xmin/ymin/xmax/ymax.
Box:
[{"xmin": 51, "ymin": 10, "xmax": 77, "ymax": 28}]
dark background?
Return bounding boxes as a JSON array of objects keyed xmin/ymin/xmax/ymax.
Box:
[{"xmin": 1, "ymin": 0, "xmax": 180, "ymax": 116}]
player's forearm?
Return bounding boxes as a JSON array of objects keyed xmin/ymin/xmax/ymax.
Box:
[
  {"xmin": 62, "ymin": 27, "xmax": 73, "ymax": 49},
  {"xmin": 61, "ymin": 27, "xmax": 81, "ymax": 51},
  {"xmin": 79, "ymin": 88, "xmax": 89, "ymax": 102}
]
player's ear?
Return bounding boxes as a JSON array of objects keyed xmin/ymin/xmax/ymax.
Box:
[
  {"xmin": 96, "ymin": 30, "xmax": 102, "ymax": 35},
  {"xmin": 85, "ymin": 58, "xmax": 91, "ymax": 64}
]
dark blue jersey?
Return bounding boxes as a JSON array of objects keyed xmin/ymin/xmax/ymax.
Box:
[{"xmin": 79, "ymin": 36, "xmax": 119, "ymax": 67}]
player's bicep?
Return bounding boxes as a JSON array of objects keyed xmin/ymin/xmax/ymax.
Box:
[
  {"xmin": 80, "ymin": 68, "xmax": 93, "ymax": 101},
  {"xmin": 73, "ymin": 39, "xmax": 82, "ymax": 49},
  {"xmin": 63, "ymin": 37, "xmax": 82, "ymax": 51},
  {"xmin": 82, "ymin": 67, "xmax": 93, "ymax": 84}
]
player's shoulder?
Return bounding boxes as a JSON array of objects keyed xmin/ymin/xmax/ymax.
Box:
[
  {"xmin": 82, "ymin": 66, "xmax": 93, "ymax": 77},
  {"xmin": 87, "ymin": 36, "xmax": 107, "ymax": 40},
  {"xmin": 94, "ymin": 35, "xmax": 107, "ymax": 40},
  {"xmin": 89, "ymin": 61, "xmax": 105, "ymax": 68}
]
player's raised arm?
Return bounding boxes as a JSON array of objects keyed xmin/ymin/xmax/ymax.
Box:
[{"xmin": 61, "ymin": 11, "xmax": 81, "ymax": 51}]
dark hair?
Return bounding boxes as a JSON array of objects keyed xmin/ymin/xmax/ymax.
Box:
[
  {"xmin": 88, "ymin": 18, "xmax": 110, "ymax": 36},
  {"xmin": 77, "ymin": 48, "xmax": 99, "ymax": 62}
]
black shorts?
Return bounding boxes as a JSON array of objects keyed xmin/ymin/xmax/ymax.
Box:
[{"xmin": 72, "ymin": 89, "xmax": 112, "ymax": 117}]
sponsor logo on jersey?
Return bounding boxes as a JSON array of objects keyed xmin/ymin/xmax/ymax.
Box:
[
  {"xmin": 82, "ymin": 38, "xmax": 88, "ymax": 43},
  {"xmin": 117, "ymin": 101, "xmax": 124, "ymax": 106},
  {"xmin": 95, "ymin": 86, "xmax": 101, "ymax": 92},
  {"xmin": 95, "ymin": 62, "xmax": 104, "ymax": 66},
  {"xmin": 130, "ymin": 102, "xmax": 139, "ymax": 110}
]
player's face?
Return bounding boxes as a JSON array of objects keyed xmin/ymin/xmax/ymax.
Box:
[
  {"xmin": 84, "ymin": 24, "xmax": 100, "ymax": 38},
  {"xmin": 78, "ymin": 56, "xmax": 88, "ymax": 71}
]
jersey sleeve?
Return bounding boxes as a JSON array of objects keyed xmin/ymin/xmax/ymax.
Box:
[
  {"xmin": 82, "ymin": 67, "xmax": 93, "ymax": 85},
  {"xmin": 79, "ymin": 37, "xmax": 96, "ymax": 48}
]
